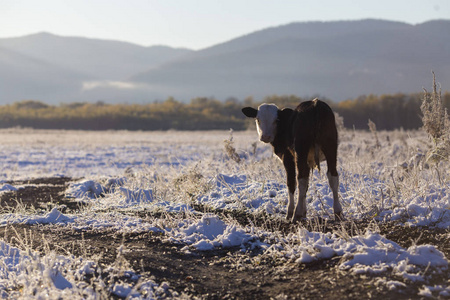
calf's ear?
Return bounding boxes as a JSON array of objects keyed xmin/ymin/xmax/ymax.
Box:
[
  {"xmin": 242, "ymin": 107, "xmax": 258, "ymax": 118},
  {"xmin": 278, "ymin": 108, "xmax": 294, "ymax": 120}
]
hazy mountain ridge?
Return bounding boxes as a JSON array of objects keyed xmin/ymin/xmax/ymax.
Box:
[
  {"xmin": 0, "ymin": 32, "xmax": 193, "ymax": 80},
  {"xmin": 0, "ymin": 45, "xmax": 91, "ymax": 101},
  {"xmin": 190, "ymin": 19, "xmax": 412, "ymax": 58},
  {"xmin": 0, "ymin": 19, "xmax": 449, "ymax": 104},
  {"xmin": 131, "ymin": 19, "xmax": 450, "ymax": 101}
]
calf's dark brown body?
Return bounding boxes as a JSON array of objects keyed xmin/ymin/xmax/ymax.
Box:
[{"xmin": 242, "ymin": 99, "xmax": 343, "ymax": 221}]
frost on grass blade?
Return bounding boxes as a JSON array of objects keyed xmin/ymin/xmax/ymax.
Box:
[
  {"xmin": 197, "ymin": 173, "xmax": 285, "ymax": 214},
  {"xmin": 0, "ymin": 239, "xmax": 173, "ymax": 298},
  {"xmin": 119, "ymin": 187, "xmax": 153, "ymax": 204}
]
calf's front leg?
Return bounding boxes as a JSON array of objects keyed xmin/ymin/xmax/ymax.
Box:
[
  {"xmin": 281, "ymin": 151, "xmax": 296, "ymax": 220},
  {"xmin": 292, "ymin": 176, "xmax": 309, "ymax": 222},
  {"xmin": 292, "ymin": 150, "xmax": 310, "ymax": 222}
]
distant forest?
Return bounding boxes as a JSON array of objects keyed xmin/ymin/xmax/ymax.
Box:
[{"xmin": 1, "ymin": 92, "xmax": 449, "ymax": 131}]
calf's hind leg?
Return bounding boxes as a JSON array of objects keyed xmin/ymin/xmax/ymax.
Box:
[
  {"xmin": 323, "ymin": 147, "xmax": 343, "ymax": 219},
  {"xmin": 327, "ymin": 172, "xmax": 343, "ymax": 218}
]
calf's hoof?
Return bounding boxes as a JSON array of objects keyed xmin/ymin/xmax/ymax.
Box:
[
  {"xmin": 291, "ymin": 214, "xmax": 306, "ymax": 224},
  {"xmin": 334, "ymin": 212, "xmax": 345, "ymax": 221},
  {"xmin": 286, "ymin": 212, "xmax": 294, "ymax": 221}
]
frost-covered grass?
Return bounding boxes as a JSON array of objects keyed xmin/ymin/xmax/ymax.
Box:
[
  {"xmin": 0, "ymin": 128, "xmax": 449, "ymax": 298},
  {"xmin": 0, "ymin": 238, "xmax": 174, "ymax": 299}
]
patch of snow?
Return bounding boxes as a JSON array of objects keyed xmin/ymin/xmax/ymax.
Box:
[
  {"xmin": 0, "ymin": 184, "xmax": 17, "ymax": 192},
  {"xmin": 339, "ymin": 232, "xmax": 448, "ymax": 281},
  {"xmin": 168, "ymin": 214, "xmax": 257, "ymax": 251},
  {"xmin": 263, "ymin": 229, "xmax": 448, "ymax": 284},
  {"xmin": 26, "ymin": 207, "xmax": 75, "ymax": 225},
  {"xmin": 198, "ymin": 173, "xmax": 285, "ymax": 215},
  {"xmin": 46, "ymin": 269, "xmax": 73, "ymax": 290},
  {"xmin": 105, "ymin": 177, "xmax": 127, "ymax": 192},
  {"xmin": 66, "ymin": 180, "xmax": 105, "ymax": 199},
  {"xmin": 0, "ymin": 208, "xmax": 75, "ymax": 226},
  {"xmin": 111, "ymin": 283, "xmax": 133, "ymax": 298}
]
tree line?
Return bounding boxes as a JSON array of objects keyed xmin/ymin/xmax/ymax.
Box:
[{"xmin": 0, "ymin": 92, "xmax": 449, "ymax": 131}]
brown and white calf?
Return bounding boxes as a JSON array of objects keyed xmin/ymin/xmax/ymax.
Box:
[{"xmin": 242, "ymin": 99, "xmax": 343, "ymax": 222}]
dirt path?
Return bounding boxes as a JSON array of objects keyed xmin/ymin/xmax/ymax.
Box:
[{"xmin": 1, "ymin": 177, "xmax": 448, "ymax": 299}]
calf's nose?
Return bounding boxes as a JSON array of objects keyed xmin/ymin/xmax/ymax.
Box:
[{"xmin": 260, "ymin": 135, "xmax": 272, "ymax": 143}]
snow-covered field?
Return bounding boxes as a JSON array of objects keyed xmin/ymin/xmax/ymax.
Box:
[{"xmin": 0, "ymin": 128, "xmax": 449, "ymax": 298}]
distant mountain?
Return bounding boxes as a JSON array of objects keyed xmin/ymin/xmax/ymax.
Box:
[
  {"xmin": 0, "ymin": 46, "xmax": 89, "ymax": 101},
  {"xmin": 130, "ymin": 19, "xmax": 450, "ymax": 101},
  {"xmin": 0, "ymin": 33, "xmax": 192, "ymax": 103},
  {"xmin": 185, "ymin": 19, "xmax": 411, "ymax": 59},
  {"xmin": 0, "ymin": 32, "xmax": 192, "ymax": 80},
  {"xmin": 0, "ymin": 20, "xmax": 449, "ymax": 104}
]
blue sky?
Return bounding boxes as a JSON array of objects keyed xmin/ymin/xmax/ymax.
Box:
[{"xmin": 1, "ymin": 0, "xmax": 448, "ymax": 49}]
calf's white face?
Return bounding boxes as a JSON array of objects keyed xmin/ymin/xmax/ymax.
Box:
[{"xmin": 255, "ymin": 104, "xmax": 279, "ymax": 143}]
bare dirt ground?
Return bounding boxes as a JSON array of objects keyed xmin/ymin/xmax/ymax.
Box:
[{"xmin": 1, "ymin": 177, "xmax": 449, "ymax": 299}]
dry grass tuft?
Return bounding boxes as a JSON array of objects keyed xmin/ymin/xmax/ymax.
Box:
[
  {"xmin": 421, "ymin": 72, "xmax": 450, "ymax": 163},
  {"xmin": 368, "ymin": 119, "xmax": 381, "ymax": 149},
  {"xmin": 223, "ymin": 129, "xmax": 241, "ymax": 163}
]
